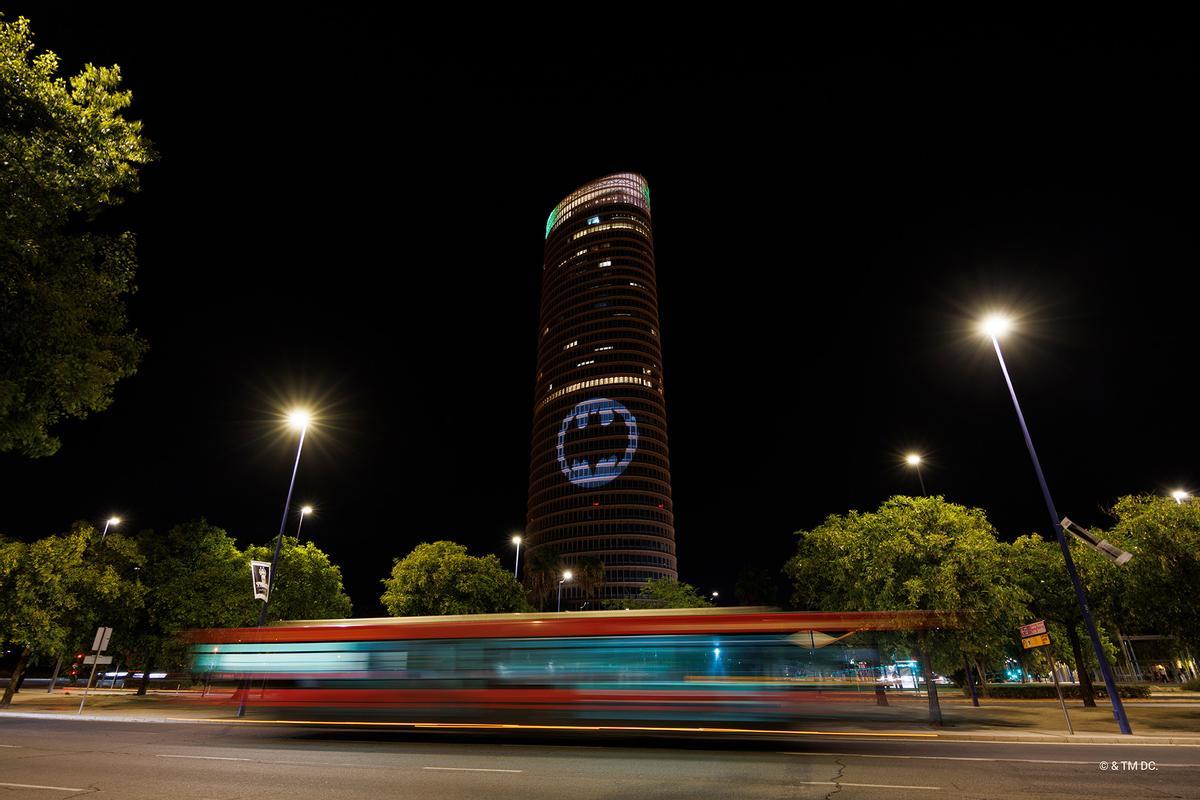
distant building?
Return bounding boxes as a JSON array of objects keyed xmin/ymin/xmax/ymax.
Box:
[{"xmin": 525, "ymin": 173, "xmax": 677, "ymax": 601}]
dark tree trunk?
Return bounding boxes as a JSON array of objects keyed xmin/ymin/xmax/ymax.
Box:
[
  {"xmin": 1, "ymin": 646, "xmax": 31, "ymax": 707},
  {"xmin": 136, "ymin": 657, "xmax": 154, "ymax": 697},
  {"xmin": 1066, "ymin": 624, "xmax": 1097, "ymax": 707},
  {"xmin": 974, "ymin": 659, "xmax": 991, "ymax": 696},
  {"xmin": 919, "ymin": 644, "xmax": 943, "ymax": 727},
  {"xmin": 962, "ymin": 653, "xmax": 979, "ymax": 706}
]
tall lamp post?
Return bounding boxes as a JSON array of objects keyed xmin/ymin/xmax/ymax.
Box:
[
  {"xmin": 296, "ymin": 505, "xmax": 313, "ymax": 539},
  {"xmin": 905, "ymin": 454, "xmax": 926, "ymax": 496},
  {"xmin": 981, "ymin": 314, "xmax": 1132, "ymax": 735},
  {"xmin": 511, "ymin": 534, "xmax": 523, "ymax": 578},
  {"xmin": 237, "ymin": 409, "xmax": 311, "ymax": 718},
  {"xmin": 1171, "ymin": 490, "xmax": 1191, "ymax": 504},
  {"xmin": 557, "ymin": 570, "xmax": 573, "ymax": 612},
  {"xmin": 100, "ymin": 516, "xmax": 121, "ymax": 542}
]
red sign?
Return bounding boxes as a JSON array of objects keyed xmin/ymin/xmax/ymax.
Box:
[{"xmin": 1019, "ymin": 620, "xmax": 1047, "ymax": 638}]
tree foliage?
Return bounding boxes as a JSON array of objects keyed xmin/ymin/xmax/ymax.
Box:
[
  {"xmin": 1, "ymin": 15, "xmax": 153, "ymax": 456},
  {"xmin": 381, "ymin": 541, "xmax": 530, "ymax": 617},
  {"xmin": 631, "ymin": 577, "xmax": 714, "ymax": 609},
  {"xmin": 244, "ymin": 536, "xmax": 352, "ymax": 622}
]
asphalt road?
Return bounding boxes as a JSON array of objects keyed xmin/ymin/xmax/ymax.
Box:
[{"xmin": 0, "ymin": 717, "xmax": 1197, "ymax": 799}]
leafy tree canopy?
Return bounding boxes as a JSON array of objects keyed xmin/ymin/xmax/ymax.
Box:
[
  {"xmin": 1, "ymin": 15, "xmax": 153, "ymax": 456},
  {"xmin": 631, "ymin": 577, "xmax": 714, "ymax": 609},
  {"xmin": 381, "ymin": 540, "xmax": 530, "ymax": 617},
  {"xmin": 244, "ymin": 536, "xmax": 352, "ymax": 621}
]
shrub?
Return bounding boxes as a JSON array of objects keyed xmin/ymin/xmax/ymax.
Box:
[
  {"xmin": 962, "ymin": 683, "xmax": 1151, "ymax": 699},
  {"xmin": 1183, "ymin": 677, "xmax": 1200, "ymax": 692}
]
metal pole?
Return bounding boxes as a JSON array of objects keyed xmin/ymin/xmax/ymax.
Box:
[
  {"xmin": 916, "ymin": 466, "xmax": 927, "ymax": 497},
  {"xmin": 1043, "ymin": 648, "xmax": 1074, "ymax": 734},
  {"xmin": 46, "ymin": 655, "xmax": 64, "ymax": 693},
  {"xmin": 989, "ymin": 335, "xmax": 1132, "ymax": 734},
  {"xmin": 108, "ymin": 661, "xmax": 122, "ymax": 689},
  {"xmin": 295, "ymin": 511, "xmax": 306, "ymax": 541},
  {"xmin": 557, "ymin": 580, "xmax": 563, "ymax": 612},
  {"xmin": 514, "ymin": 539, "xmax": 521, "ymax": 578},
  {"xmin": 237, "ymin": 426, "xmax": 307, "ymax": 718},
  {"xmin": 77, "ymin": 651, "xmax": 99, "ymax": 714}
]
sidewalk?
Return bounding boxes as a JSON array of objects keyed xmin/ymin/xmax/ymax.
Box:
[{"xmin": 2, "ymin": 688, "xmax": 1198, "ymax": 745}]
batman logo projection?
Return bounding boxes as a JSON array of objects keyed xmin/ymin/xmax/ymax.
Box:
[{"xmin": 556, "ymin": 397, "xmax": 638, "ymax": 488}]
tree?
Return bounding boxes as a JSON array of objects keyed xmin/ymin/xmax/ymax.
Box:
[
  {"xmin": 0, "ymin": 526, "xmax": 112, "ymax": 705},
  {"xmin": 1104, "ymin": 495, "xmax": 1200, "ymax": 659},
  {"xmin": 523, "ymin": 545, "xmax": 563, "ymax": 611},
  {"xmin": 1, "ymin": 15, "xmax": 153, "ymax": 456},
  {"xmin": 381, "ymin": 541, "xmax": 529, "ymax": 617},
  {"xmin": 735, "ymin": 566, "xmax": 777, "ymax": 606},
  {"xmin": 784, "ymin": 496, "xmax": 1029, "ymax": 726},
  {"xmin": 631, "ymin": 577, "xmax": 714, "ymax": 609},
  {"xmin": 243, "ymin": 536, "xmax": 352, "ymax": 621},
  {"xmin": 131, "ymin": 520, "xmax": 250, "ymax": 692},
  {"xmin": 573, "ymin": 555, "xmax": 605, "ymax": 608}
]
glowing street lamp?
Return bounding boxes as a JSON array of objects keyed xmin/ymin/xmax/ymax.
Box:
[
  {"xmin": 238, "ymin": 407, "xmax": 312, "ymax": 718},
  {"xmin": 979, "ymin": 314, "xmax": 1132, "ymax": 735},
  {"xmin": 101, "ymin": 516, "xmax": 121, "ymax": 542},
  {"xmin": 557, "ymin": 570, "xmax": 573, "ymax": 612},
  {"xmin": 1171, "ymin": 490, "xmax": 1191, "ymax": 504},
  {"xmin": 905, "ymin": 454, "xmax": 926, "ymax": 496},
  {"xmin": 511, "ymin": 534, "xmax": 523, "ymax": 578},
  {"xmin": 296, "ymin": 505, "xmax": 313, "ymax": 538}
]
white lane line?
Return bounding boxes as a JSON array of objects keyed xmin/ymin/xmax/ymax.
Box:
[
  {"xmin": 422, "ymin": 767, "xmax": 524, "ymax": 773},
  {"xmin": 786, "ymin": 751, "xmax": 1200, "ymax": 768},
  {"xmin": 0, "ymin": 744, "xmax": 23, "ymax": 748},
  {"xmin": 0, "ymin": 782, "xmax": 87, "ymax": 792},
  {"xmin": 155, "ymin": 754, "xmax": 251, "ymax": 762},
  {"xmin": 798, "ymin": 782, "xmax": 941, "ymax": 790}
]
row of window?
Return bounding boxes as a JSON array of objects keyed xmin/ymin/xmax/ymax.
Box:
[
  {"xmin": 537, "ymin": 509, "xmax": 674, "ymax": 527},
  {"xmin": 561, "ymin": 553, "xmax": 675, "ymax": 569},
  {"xmin": 536, "ymin": 375, "xmax": 655, "ymax": 409},
  {"xmin": 528, "ymin": 466, "xmax": 673, "ymax": 496},
  {"xmin": 540, "ymin": 318, "xmax": 659, "ymax": 346},
  {"xmin": 530, "ymin": 493, "xmax": 672, "ymax": 515},
  {"xmin": 541, "ymin": 537, "xmax": 676, "ymax": 555},
  {"xmin": 545, "ymin": 174, "xmax": 649, "ymax": 239},
  {"xmin": 531, "ymin": 522, "xmax": 674, "ymax": 539}
]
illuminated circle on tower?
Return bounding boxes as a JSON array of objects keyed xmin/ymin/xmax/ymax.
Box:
[{"xmin": 556, "ymin": 397, "xmax": 638, "ymax": 488}]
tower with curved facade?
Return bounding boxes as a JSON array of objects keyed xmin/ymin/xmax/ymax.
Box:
[{"xmin": 526, "ymin": 173, "xmax": 677, "ymax": 603}]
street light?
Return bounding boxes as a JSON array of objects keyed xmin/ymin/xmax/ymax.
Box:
[
  {"xmin": 296, "ymin": 505, "xmax": 313, "ymax": 538},
  {"xmin": 557, "ymin": 570, "xmax": 573, "ymax": 612},
  {"xmin": 1171, "ymin": 490, "xmax": 1191, "ymax": 504},
  {"xmin": 238, "ymin": 407, "xmax": 312, "ymax": 718},
  {"xmin": 101, "ymin": 516, "xmax": 121, "ymax": 542},
  {"xmin": 711, "ymin": 591, "xmax": 719, "ymax": 605},
  {"xmin": 904, "ymin": 454, "xmax": 926, "ymax": 496},
  {"xmin": 980, "ymin": 314, "xmax": 1132, "ymax": 735},
  {"xmin": 511, "ymin": 534, "xmax": 523, "ymax": 578}
]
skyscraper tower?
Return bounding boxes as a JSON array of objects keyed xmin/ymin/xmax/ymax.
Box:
[{"xmin": 526, "ymin": 173, "xmax": 677, "ymax": 603}]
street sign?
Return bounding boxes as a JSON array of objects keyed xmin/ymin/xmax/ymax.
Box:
[
  {"xmin": 1019, "ymin": 620, "xmax": 1047, "ymax": 638},
  {"xmin": 91, "ymin": 626, "xmax": 113, "ymax": 653},
  {"xmin": 1060, "ymin": 517, "xmax": 1133, "ymax": 566},
  {"xmin": 82, "ymin": 655, "xmax": 113, "ymax": 665},
  {"xmin": 1022, "ymin": 633, "xmax": 1052, "ymax": 649},
  {"xmin": 250, "ymin": 560, "xmax": 271, "ymax": 601}
]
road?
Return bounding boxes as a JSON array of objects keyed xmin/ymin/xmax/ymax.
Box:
[{"xmin": 0, "ymin": 717, "xmax": 1197, "ymax": 799}]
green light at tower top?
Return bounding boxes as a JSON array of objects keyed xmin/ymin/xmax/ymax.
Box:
[
  {"xmin": 545, "ymin": 207, "xmax": 558, "ymax": 239},
  {"xmin": 642, "ymin": 184, "xmax": 651, "ymax": 210}
]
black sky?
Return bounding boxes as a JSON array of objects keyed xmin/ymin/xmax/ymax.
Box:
[{"xmin": 2, "ymin": 8, "xmax": 1195, "ymax": 614}]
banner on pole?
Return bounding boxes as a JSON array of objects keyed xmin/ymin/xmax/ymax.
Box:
[{"xmin": 250, "ymin": 560, "xmax": 271, "ymax": 601}]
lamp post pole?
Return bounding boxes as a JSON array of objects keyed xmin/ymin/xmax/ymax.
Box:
[
  {"xmin": 558, "ymin": 571, "xmax": 572, "ymax": 612},
  {"xmin": 985, "ymin": 323, "xmax": 1132, "ymax": 735},
  {"xmin": 512, "ymin": 535, "xmax": 522, "ymax": 578},
  {"xmin": 237, "ymin": 411, "xmax": 310, "ymax": 718}
]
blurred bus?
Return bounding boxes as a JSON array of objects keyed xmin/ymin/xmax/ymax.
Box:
[{"xmin": 189, "ymin": 608, "xmax": 950, "ymax": 726}]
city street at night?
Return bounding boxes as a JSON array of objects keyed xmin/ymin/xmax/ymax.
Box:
[{"xmin": 2, "ymin": 716, "xmax": 1198, "ymax": 800}]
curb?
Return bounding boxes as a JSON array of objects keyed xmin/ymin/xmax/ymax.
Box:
[{"xmin": 3, "ymin": 710, "xmax": 1199, "ymax": 745}]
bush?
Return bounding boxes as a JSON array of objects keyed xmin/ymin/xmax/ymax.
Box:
[
  {"xmin": 1183, "ymin": 677, "xmax": 1200, "ymax": 692},
  {"xmin": 962, "ymin": 683, "xmax": 1151, "ymax": 699}
]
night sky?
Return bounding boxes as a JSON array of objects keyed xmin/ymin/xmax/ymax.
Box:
[{"xmin": 2, "ymin": 9, "xmax": 1195, "ymax": 614}]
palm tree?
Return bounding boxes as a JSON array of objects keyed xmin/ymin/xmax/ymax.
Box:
[
  {"xmin": 574, "ymin": 556, "xmax": 605, "ymax": 608},
  {"xmin": 523, "ymin": 546, "xmax": 561, "ymax": 611}
]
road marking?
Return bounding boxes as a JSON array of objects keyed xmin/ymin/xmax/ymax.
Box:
[
  {"xmin": 423, "ymin": 767, "xmax": 523, "ymax": 773},
  {"xmin": 0, "ymin": 744, "xmax": 23, "ymax": 748},
  {"xmin": 155, "ymin": 754, "xmax": 251, "ymax": 762},
  {"xmin": 0, "ymin": 782, "xmax": 87, "ymax": 792},
  {"xmin": 798, "ymin": 782, "xmax": 941, "ymax": 790},
  {"xmin": 786, "ymin": 752, "xmax": 1200, "ymax": 768}
]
